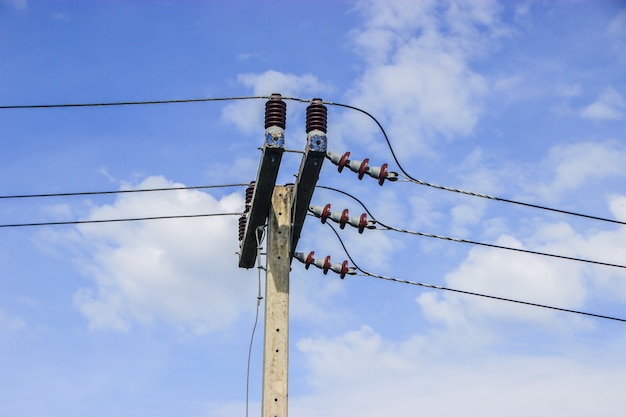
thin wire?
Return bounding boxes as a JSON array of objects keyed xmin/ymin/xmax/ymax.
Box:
[
  {"xmin": 0, "ymin": 184, "xmax": 248, "ymax": 200},
  {"xmin": 316, "ymin": 185, "xmax": 626, "ymax": 270},
  {"xmin": 0, "ymin": 96, "xmax": 270, "ymax": 109},
  {"xmin": 0, "ymin": 212, "xmax": 242, "ymax": 228},
  {"xmin": 323, "ymin": 221, "xmax": 626, "ymax": 323},
  {"xmin": 323, "ymin": 101, "xmax": 626, "ymax": 227},
  {"xmin": 6, "ymin": 93, "xmax": 621, "ymax": 225},
  {"xmin": 246, "ymin": 226, "xmax": 266, "ymax": 417}
]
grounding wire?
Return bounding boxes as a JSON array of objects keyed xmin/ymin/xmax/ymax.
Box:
[
  {"xmin": 322, "ymin": 101, "xmax": 626, "ymax": 228},
  {"xmin": 246, "ymin": 225, "xmax": 266, "ymax": 417},
  {"xmin": 0, "ymin": 212, "xmax": 242, "ymax": 228},
  {"xmin": 316, "ymin": 185, "xmax": 626, "ymax": 270},
  {"xmin": 322, "ymin": 221, "xmax": 626, "ymax": 323},
  {"xmin": 0, "ymin": 183, "xmax": 248, "ymax": 200}
]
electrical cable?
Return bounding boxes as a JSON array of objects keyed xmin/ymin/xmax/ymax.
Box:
[
  {"xmin": 246, "ymin": 225, "xmax": 266, "ymax": 417},
  {"xmin": 316, "ymin": 185, "xmax": 626, "ymax": 270},
  {"xmin": 322, "ymin": 101, "xmax": 626, "ymax": 228},
  {"xmin": 0, "ymin": 212, "xmax": 242, "ymax": 228},
  {"xmin": 5, "ymin": 93, "xmax": 623, "ymax": 226},
  {"xmin": 322, "ymin": 221, "xmax": 626, "ymax": 324},
  {"xmin": 0, "ymin": 183, "xmax": 248, "ymax": 200},
  {"xmin": 0, "ymin": 96, "xmax": 270, "ymax": 110}
]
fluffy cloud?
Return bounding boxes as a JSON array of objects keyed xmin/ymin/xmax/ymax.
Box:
[
  {"xmin": 581, "ymin": 87, "xmax": 626, "ymax": 121},
  {"xmin": 70, "ymin": 176, "xmax": 253, "ymax": 333},
  {"xmin": 530, "ymin": 141, "xmax": 626, "ymax": 200},
  {"xmin": 343, "ymin": 0, "xmax": 505, "ymax": 157},
  {"xmin": 294, "ymin": 325, "xmax": 626, "ymax": 417}
]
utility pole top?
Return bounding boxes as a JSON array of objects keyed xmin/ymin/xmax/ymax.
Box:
[
  {"xmin": 238, "ymin": 94, "xmax": 286, "ymax": 269},
  {"xmin": 290, "ymin": 99, "xmax": 327, "ymax": 258}
]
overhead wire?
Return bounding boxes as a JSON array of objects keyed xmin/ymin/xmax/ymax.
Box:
[
  {"xmin": 316, "ymin": 185, "xmax": 626, "ymax": 270},
  {"xmin": 0, "ymin": 183, "xmax": 248, "ymax": 200},
  {"xmin": 3, "ymin": 94, "xmax": 624, "ymax": 227},
  {"xmin": 322, "ymin": 101, "xmax": 626, "ymax": 228},
  {"xmin": 0, "ymin": 212, "xmax": 242, "ymax": 228},
  {"xmin": 0, "ymin": 95, "xmax": 270, "ymax": 109},
  {"xmin": 322, "ymin": 221, "xmax": 626, "ymax": 324}
]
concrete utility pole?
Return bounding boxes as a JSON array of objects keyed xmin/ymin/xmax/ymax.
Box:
[
  {"xmin": 261, "ymin": 185, "xmax": 292, "ymax": 417},
  {"xmin": 238, "ymin": 95, "xmax": 327, "ymax": 417}
]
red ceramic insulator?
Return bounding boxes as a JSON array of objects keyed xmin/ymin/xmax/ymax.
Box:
[
  {"xmin": 238, "ymin": 215, "xmax": 247, "ymax": 241},
  {"xmin": 306, "ymin": 99, "xmax": 328, "ymax": 133},
  {"xmin": 339, "ymin": 209, "xmax": 349, "ymax": 229},
  {"xmin": 323, "ymin": 256, "xmax": 331, "ymax": 274},
  {"xmin": 358, "ymin": 158, "xmax": 369, "ymax": 180},
  {"xmin": 265, "ymin": 94, "xmax": 286, "ymax": 129},
  {"xmin": 339, "ymin": 260, "xmax": 349, "ymax": 279},
  {"xmin": 378, "ymin": 163, "xmax": 388, "ymax": 186},
  {"xmin": 245, "ymin": 181, "xmax": 255, "ymax": 204},
  {"xmin": 358, "ymin": 213, "xmax": 367, "ymax": 234},
  {"xmin": 321, "ymin": 203, "xmax": 331, "ymax": 224},
  {"xmin": 305, "ymin": 251, "xmax": 315, "ymax": 270},
  {"xmin": 338, "ymin": 152, "xmax": 350, "ymax": 173}
]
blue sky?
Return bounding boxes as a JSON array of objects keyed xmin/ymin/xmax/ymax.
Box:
[{"xmin": 2, "ymin": 0, "xmax": 626, "ymax": 416}]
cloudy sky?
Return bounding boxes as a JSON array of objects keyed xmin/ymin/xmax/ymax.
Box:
[{"xmin": 2, "ymin": 0, "xmax": 626, "ymax": 416}]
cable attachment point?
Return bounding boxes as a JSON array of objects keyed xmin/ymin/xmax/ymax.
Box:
[
  {"xmin": 294, "ymin": 251, "xmax": 357, "ymax": 279},
  {"xmin": 305, "ymin": 98, "xmax": 328, "ymax": 153},
  {"xmin": 325, "ymin": 150, "xmax": 399, "ymax": 185},
  {"xmin": 264, "ymin": 93, "xmax": 286, "ymax": 148},
  {"xmin": 309, "ymin": 205, "xmax": 376, "ymax": 233}
]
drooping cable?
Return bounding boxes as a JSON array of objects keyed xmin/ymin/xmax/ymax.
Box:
[
  {"xmin": 0, "ymin": 212, "xmax": 242, "ymax": 228},
  {"xmin": 246, "ymin": 225, "xmax": 266, "ymax": 417},
  {"xmin": 323, "ymin": 221, "xmax": 626, "ymax": 323},
  {"xmin": 322, "ymin": 101, "xmax": 626, "ymax": 227},
  {"xmin": 316, "ymin": 185, "xmax": 626, "ymax": 270},
  {"xmin": 0, "ymin": 183, "xmax": 248, "ymax": 200}
]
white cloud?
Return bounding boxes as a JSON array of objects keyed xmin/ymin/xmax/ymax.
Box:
[
  {"xmin": 69, "ymin": 176, "xmax": 254, "ymax": 334},
  {"xmin": 581, "ymin": 87, "xmax": 626, "ymax": 120},
  {"xmin": 344, "ymin": 0, "xmax": 504, "ymax": 158},
  {"xmin": 530, "ymin": 141, "xmax": 626, "ymax": 200},
  {"xmin": 420, "ymin": 235, "xmax": 587, "ymax": 327},
  {"xmin": 294, "ymin": 325, "xmax": 626, "ymax": 417}
]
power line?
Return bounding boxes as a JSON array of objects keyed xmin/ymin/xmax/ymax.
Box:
[
  {"xmin": 322, "ymin": 221, "xmax": 626, "ymax": 324},
  {"xmin": 0, "ymin": 212, "xmax": 242, "ymax": 228},
  {"xmin": 323, "ymin": 101, "xmax": 626, "ymax": 228},
  {"xmin": 316, "ymin": 185, "xmax": 626, "ymax": 270},
  {"xmin": 5, "ymin": 93, "xmax": 623, "ymax": 227},
  {"xmin": 0, "ymin": 183, "xmax": 248, "ymax": 200},
  {"xmin": 0, "ymin": 96, "xmax": 269, "ymax": 110}
]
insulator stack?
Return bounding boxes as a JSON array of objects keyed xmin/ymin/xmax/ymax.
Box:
[
  {"xmin": 326, "ymin": 150, "xmax": 399, "ymax": 185},
  {"xmin": 294, "ymin": 251, "xmax": 356, "ymax": 279},
  {"xmin": 306, "ymin": 98, "xmax": 328, "ymax": 134},
  {"xmin": 265, "ymin": 93, "xmax": 287, "ymax": 130},
  {"xmin": 309, "ymin": 204, "xmax": 376, "ymax": 233},
  {"xmin": 238, "ymin": 216, "xmax": 247, "ymax": 241},
  {"xmin": 238, "ymin": 181, "xmax": 256, "ymax": 241}
]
